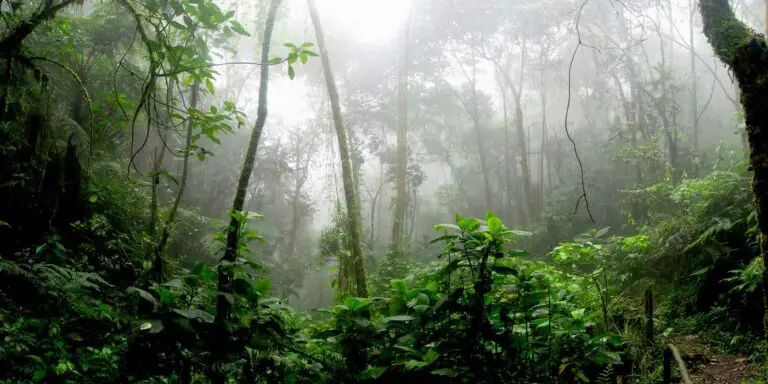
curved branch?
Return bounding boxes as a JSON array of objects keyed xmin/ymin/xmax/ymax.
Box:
[
  {"xmin": 0, "ymin": 0, "xmax": 79, "ymax": 55},
  {"xmin": 565, "ymin": 0, "xmax": 596, "ymax": 223},
  {"xmin": 155, "ymin": 59, "xmax": 288, "ymax": 77}
]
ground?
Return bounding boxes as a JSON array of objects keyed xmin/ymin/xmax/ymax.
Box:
[{"xmin": 670, "ymin": 335, "xmax": 759, "ymax": 383}]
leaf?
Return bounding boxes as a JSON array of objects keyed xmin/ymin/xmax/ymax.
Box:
[
  {"xmin": 230, "ymin": 20, "xmax": 250, "ymax": 36},
  {"xmin": 487, "ymin": 216, "xmax": 503, "ymax": 232},
  {"xmin": 287, "ymin": 65, "xmax": 295, "ymax": 80},
  {"xmin": 600, "ymin": 350, "xmax": 622, "ymax": 364},
  {"xmin": 183, "ymin": 15, "xmax": 194, "ymax": 28},
  {"xmin": 269, "ymin": 56, "xmax": 283, "ymax": 64},
  {"xmin": 300, "ymin": 53, "xmax": 308, "ymax": 65},
  {"xmin": 491, "ymin": 265, "xmax": 517, "ymax": 275},
  {"xmin": 158, "ymin": 169, "xmax": 178, "ymax": 185},
  {"xmin": 126, "ymin": 287, "xmax": 158, "ymax": 307},
  {"xmin": 404, "ymin": 360, "xmax": 427, "ymax": 370},
  {"xmin": 88, "ymin": 195, "xmax": 98, "ymax": 203},
  {"xmin": 172, "ymin": 308, "xmax": 215, "ymax": 323},
  {"xmin": 362, "ymin": 366, "xmax": 387, "ymax": 379},
  {"xmin": 431, "ymin": 368, "xmax": 458, "ymax": 377},
  {"xmin": 559, "ymin": 363, "xmax": 570, "ymax": 375},
  {"xmin": 304, "ymin": 49, "xmax": 319, "ymax": 57},
  {"xmin": 507, "ymin": 249, "xmax": 529, "ymax": 257},
  {"xmin": 595, "ymin": 226, "xmax": 611, "ymax": 238},
  {"xmin": 205, "ymin": 79, "xmax": 215, "ymax": 95},
  {"xmin": 434, "ymin": 223, "xmax": 460, "ymax": 232},
  {"xmin": 390, "ymin": 279, "xmax": 408, "ymax": 293},
  {"xmin": 384, "ymin": 315, "xmax": 415, "ymax": 322},
  {"xmin": 252, "ymin": 278, "xmax": 272, "ymax": 296},
  {"xmin": 0, "ymin": 220, "xmax": 9, "ymax": 228},
  {"xmin": 607, "ymin": 335, "xmax": 623, "ymax": 347},
  {"xmin": 313, "ymin": 329, "xmax": 341, "ymax": 339}
]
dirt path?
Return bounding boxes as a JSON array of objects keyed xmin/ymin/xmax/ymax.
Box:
[{"xmin": 670, "ymin": 335, "xmax": 759, "ymax": 383}]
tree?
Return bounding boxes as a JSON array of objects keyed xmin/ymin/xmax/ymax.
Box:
[
  {"xmin": 390, "ymin": 3, "xmax": 414, "ymax": 256},
  {"xmin": 307, "ymin": 0, "xmax": 368, "ymax": 298},
  {"xmin": 699, "ymin": 0, "xmax": 768, "ymax": 334},
  {"xmin": 151, "ymin": 81, "xmax": 200, "ymax": 281},
  {"xmin": 213, "ymin": 0, "xmax": 280, "ymax": 378}
]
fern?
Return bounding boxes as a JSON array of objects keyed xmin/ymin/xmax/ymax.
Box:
[
  {"xmin": 16, "ymin": 262, "xmax": 115, "ymax": 319},
  {"xmin": 597, "ymin": 364, "xmax": 614, "ymax": 384}
]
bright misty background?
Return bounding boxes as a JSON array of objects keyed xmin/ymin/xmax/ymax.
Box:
[{"xmin": 75, "ymin": 0, "xmax": 758, "ymax": 308}]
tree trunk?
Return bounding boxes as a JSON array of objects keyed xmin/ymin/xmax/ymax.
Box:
[
  {"xmin": 497, "ymin": 67, "xmax": 515, "ymax": 222},
  {"xmin": 700, "ymin": 0, "xmax": 768, "ymax": 336},
  {"xmin": 690, "ymin": 0, "xmax": 699, "ymax": 151},
  {"xmin": 308, "ymin": 0, "xmax": 368, "ymax": 298},
  {"xmin": 390, "ymin": 7, "xmax": 411, "ymax": 257},
  {"xmin": 468, "ymin": 58, "xmax": 493, "ymax": 212},
  {"xmin": 152, "ymin": 81, "xmax": 199, "ymax": 282},
  {"xmin": 212, "ymin": 1, "xmax": 280, "ymax": 379}
]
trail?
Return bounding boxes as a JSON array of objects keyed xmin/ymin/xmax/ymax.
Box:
[{"xmin": 670, "ymin": 335, "xmax": 759, "ymax": 383}]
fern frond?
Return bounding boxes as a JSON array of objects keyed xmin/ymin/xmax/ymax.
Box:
[{"xmin": 597, "ymin": 364, "xmax": 614, "ymax": 384}]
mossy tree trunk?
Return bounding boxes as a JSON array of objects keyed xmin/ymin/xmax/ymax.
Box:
[
  {"xmin": 390, "ymin": 9, "xmax": 411, "ymax": 257},
  {"xmin": 700, "ymin": 0, "xmax": 768, "ymax": 334},
  {"xmin": 211, "ymin": 0, "xmax": 280, "ymax": 381},
  {"xmin": 307, "ymin": 0, "xmax": 368, "ymax": 298},
  {"xmin": 152, "ymin": 81, "xmax": 199, "ymax": 282}
]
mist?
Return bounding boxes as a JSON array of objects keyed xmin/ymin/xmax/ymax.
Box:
[{"xmin": 2, "ymin": 0, "xmax": 767, "ymax": 381}]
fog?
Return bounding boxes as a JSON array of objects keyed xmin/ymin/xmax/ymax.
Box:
[{"xmin": 58, "ymin": 0, "xmax": 760, "ymax": 308}]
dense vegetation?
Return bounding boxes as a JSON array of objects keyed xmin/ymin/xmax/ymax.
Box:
[{"xmin": 2, "ymin": 0, "xmax": 768, "ymax": 382}]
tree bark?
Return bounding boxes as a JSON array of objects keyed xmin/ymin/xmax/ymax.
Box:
[
  {"xmin": 700, "ymin": 0, "xmax": 768, "ymax": 336},
  {"xmin": 152, "ymin": 81, "xmax": 199, "ymax": 282},
  {"xmin": 390, "ymin": 6, "xmax": 412, "ymax": 257},
  {"xmin": 690, "ymin": 0, "xmax": 699, "ymax": 151},
  {"xmin": 307, "ymin": 0, "xmax": 368, "ymax": 298},
  {"xmin": 211, "ymin": 6, "xmax": 280, "ymax": 380}
]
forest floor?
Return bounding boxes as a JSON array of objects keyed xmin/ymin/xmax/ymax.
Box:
[{"xmin": 671, "ymin": 335, "xmax": 760, "ymax": 383}]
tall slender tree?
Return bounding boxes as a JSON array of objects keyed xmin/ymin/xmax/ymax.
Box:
[
  {"xmin": 307, "ymin": 0, "xmax": 368, "ymax": 298},
  {"xmin": 212, "ymin": 0, "xmax": 281, "ymax": 373},
  {"xmin": 391, "ymin": 2, "xmax": 414, "ymax": 256},
  {"xmin": 152, "ymin": 81, "xmax": 199, "ymax": 282}
]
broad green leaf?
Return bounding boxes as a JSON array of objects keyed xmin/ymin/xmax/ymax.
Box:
[
  {"xmin": 269, "ymin": 56, "xmax": 283, "ymax": 64},
  {"xmin": 491, "ymin": 265, "xmax": 517, "ymax": 275},
  {"xmin": 253, "ymin": 278, "xmax": 271, "ymax": 296},
  {"xmin": 384, "ymin": 315, "xmax": 415, "ymax": 322},
  {"xmin": 487, "ymin": 216, "xmax": 502, "ymax": 232},
  {"xmin": 205, "ymin": 79, "xmax": 215, "ymax": 95},
  {"xmin": 230, "ymin": 20, "xmax": 250, "ymax": 36},
  {"xmin": 126, "ymin": 287, "xmax": 158, "ymax": 307},
  {"xmin": 404, "ymin": 360, "xmax": 427, "ymax": 370},
  {"xmin": 595, "ymin": 226, "xmax": 611, "ymax": 238},
  {"xmin": 434, "ymin": 223, "xmax": 460, "ymax": 232},
  {"xmin": 362, "ymin": 366, "xmax": 387, "ymax": 379},
  {"xmin": 172, "ymin": 308, "xmax": 215, "ymax": 323},
  {"xmin": 507, "ymin": 249, "xmax": 529, "ymax": 257},
  {"xmin": 287, "ymin": 65, "xmax": 295, "ymax": 80},
  {"xmin": 431, "ymin": 368, "xmax": 458, "ymax": 377},
  {"xmin": 390, "ymin": 279, "xmax": 408, "ymax": 293}
]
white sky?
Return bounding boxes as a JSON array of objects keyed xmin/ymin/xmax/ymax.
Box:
[{"xmin": 314, "ymin": 0, "xmax": 412, "ymax": 43}]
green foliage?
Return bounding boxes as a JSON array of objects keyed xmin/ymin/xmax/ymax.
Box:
[{"xmin": 311, "ymin": 213, "xmax": 624, "ymax": 383}]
